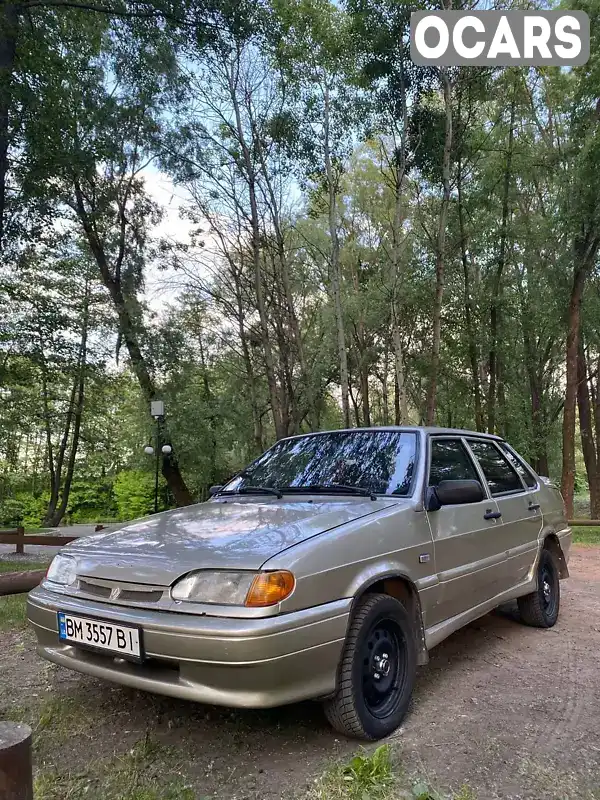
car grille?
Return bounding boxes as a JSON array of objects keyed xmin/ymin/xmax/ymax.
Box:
[
  {"xmin": 78, "ymin": 580, "xmax": 112, "ymax": 599},
  {"xmin": 76, "ymin": 578, "xmax": 164, "ymax": 604}
]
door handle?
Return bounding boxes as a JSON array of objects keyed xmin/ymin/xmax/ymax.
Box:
[
  {"xmin": 484, "ymin": 509, "xmax": 502, "ymax": 520},
  {"xmin": 528, "ymin": 502, "xmax": 541, "ymax": 511}
]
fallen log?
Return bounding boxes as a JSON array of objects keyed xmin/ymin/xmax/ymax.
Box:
[
  {"xmin": 569, "ymin": 519, "xmax": 600, "ymax": 527},
  {"xmin": 0, "ymin": 570, "xmax": 46, "ymax": 596}
]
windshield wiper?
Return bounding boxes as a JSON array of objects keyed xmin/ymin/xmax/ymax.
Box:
[
  {"xmin": 218, "ymin": 485, "xmax": 283, "ymax": 499},
  {"xmin": 279, "ymin": 484, "xmax": 377, "ymax": 501}
]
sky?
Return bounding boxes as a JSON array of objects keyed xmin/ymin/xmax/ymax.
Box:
[{"xmin": 142, "ymin": 167, "xmax": 194, "ymax": 312}]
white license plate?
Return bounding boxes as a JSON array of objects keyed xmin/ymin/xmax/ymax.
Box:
[{"xmin": 58, "ymin": 612, "xmax": 142, "ymax": 660}]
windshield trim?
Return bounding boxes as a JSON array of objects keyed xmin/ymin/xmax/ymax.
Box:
[{"xmin": 222, "ymin": 429, "xmax": 421, "ymax": 499}]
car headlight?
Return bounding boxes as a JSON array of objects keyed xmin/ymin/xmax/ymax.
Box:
[
  {"xmin": 171, "ymin": 570, "xmax": 295, "ymax": 607},
  {"xmin": 45, "ymin": 554, "xmax": 78, "ymax": 586}
]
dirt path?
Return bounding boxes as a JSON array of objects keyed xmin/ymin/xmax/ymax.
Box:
[
  {"xmin": 400, "ymin": 546, "xmax": 600, "ymax": 799},
  {"xmin": 1, "ymin": 546, "xmax": 599, "ymax": 799}
]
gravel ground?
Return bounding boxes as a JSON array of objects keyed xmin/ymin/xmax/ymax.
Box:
[{"xmin": 1, "ymin": 545, "xmax": 598, "ymax": 799}]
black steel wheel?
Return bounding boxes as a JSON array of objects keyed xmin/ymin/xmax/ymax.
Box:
[
  {"xmin": 518, "ymin": 548, "xmax": 560, "ymax": 628},
  {"xmin": 323, "ymin": 593, "xmax": 416, "ymax": 740},
  {"xmin": 361, "ymin": 617, "xmax": 408, "ymax": 719}
]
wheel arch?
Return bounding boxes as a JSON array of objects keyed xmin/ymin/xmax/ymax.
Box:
[
  {"xmin": 349, "ymin": 571, "xmax": 429, "ymax": 666},
  {"xmin": 542, "ymin": 531, "xmax": 569, "ymax": 579}
]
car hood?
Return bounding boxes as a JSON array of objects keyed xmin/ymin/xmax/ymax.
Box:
[{"xmin": 63, "ymin": 497, "xmax": 401, "ymax": 586}]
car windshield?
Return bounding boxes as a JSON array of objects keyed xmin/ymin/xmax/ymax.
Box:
[{"xmin": 223, "ymin": 430, "xmax": 418, "ymax": 497}]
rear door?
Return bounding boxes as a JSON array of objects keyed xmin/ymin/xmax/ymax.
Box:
[
  {"xmin": 425, "ymin": 436, "xmax": 505, "ymax": 626},
  {"xmin": 497, "ymin": 442, "xmax": 544, "ymax": 579},
  {"xmin": 465, "ymin": 438, "xmax": 542, "ymax": 591}
]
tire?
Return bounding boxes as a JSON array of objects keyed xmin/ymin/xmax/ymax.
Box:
[
  {"xmin": 323, "ymin": 593, "xmax": 417, "ymax": 740},
  {"xmin": 517, "ymin": 548, "xmax": 560, "ymax": 628}
]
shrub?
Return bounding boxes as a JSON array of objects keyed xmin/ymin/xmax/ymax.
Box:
[{"xmin": 113, "ymin": 470, "xmax": 157, "ymax": 521}]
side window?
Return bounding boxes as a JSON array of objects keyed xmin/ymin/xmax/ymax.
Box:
[
  {"xmin": 468, "ymin": 440, "xmax": 523, "ymax": 495},
  {"xmin": 498, "ymin": 443, "xmax": 537, "ymax": 488},
  {"xmin": 429, "ymin": 439, "xmax": 481, "ymax": 487}
]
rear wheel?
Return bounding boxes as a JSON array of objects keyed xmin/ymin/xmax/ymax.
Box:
[
  {"xmin": 323, "ymin": 593, "xmax": 416, "ymax": 740},
  {"xmin": 517, "ymin": 548, "xmax": 560, "ymax": 628}
]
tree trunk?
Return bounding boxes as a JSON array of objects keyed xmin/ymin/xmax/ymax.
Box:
[
  {"xmin": 238, "ymin": 311, "xmax": 263, "ymax": 454},
  {"xmin": 457, "ymin": 152, "xmax": 484, "ymax": 431},
  {"xmin": 0, "ymin": 1, "xmax": 18, "ymax": 251},
  {"xmin": 426, "ymin": 68, "xmax": 452, "ymax": 425},
  {"xmin": 227, "ymin": 63, "xmax": 284, "ymax": 440},
  {"xmin": 360, "ymin": 364, "xmax": 370, "ymax": 426},
  {"xmin": 349, "ymin": 380, "xmax": 361, "ymax": 427},
  {"xmin": 253, "ymin": 128, "xmax": 317, "ymax": 430},
  {"xmin": 381, "ymin": 346, "xmax": 390, "ymax": 425},
  {"xmin": 42, "ymin": 371, "xmax": 77, "ymax": 526},
  {"xmin": 50, "ymin": 283, "xmax": 90, "ymax": 525},
  {"xmin": 73, "ymin": 182, "xmax": 193, "ymax": 506},
  {"xmin": 593, "ymin": 354, "xmax": 600, "ymax": 510},
  {"xmin": 389, "ymin": 62, "xmax": 409, "ymax": 424},
  {"xmin": 246, "ymin": 185, "xmax": 283, "ymax": 440},
  {"xmin": 39, "ymin": 363, "xmax": 56, "ymax": 506},
  {"xmin": 324, "ymin": 83, "xmax": 350, "ymax": 427},
  {"xmin": 577, "ymin": 341, "xmax": 600, "ymax": 517},
  {"xmin": 488, "ymin": 91, "xmax": 516, "ymax": 434},
  {"xmin": 562, "ymin": 242, "xmax": 597, "ymax": 518}
]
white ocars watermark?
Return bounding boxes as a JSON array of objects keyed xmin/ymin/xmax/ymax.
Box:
[{"xmin": 410, "ymin": 11, "xmax": 589, "ymax": 66}]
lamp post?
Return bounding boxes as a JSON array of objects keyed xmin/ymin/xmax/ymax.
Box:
[{"xmin": 143, "ymin": 401, "xmax": 173, "ymax": 514}]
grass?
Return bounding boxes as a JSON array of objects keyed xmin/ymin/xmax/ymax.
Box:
[
  {"xmin": 0, "ymin": 687, "xmax": 196, "ymax": 800},
  {"xmin": 571, "ymin": 526, "xmax": 600, "ymax": 546},
  {"xmin": 310, "ymin": 746, "xmax": 476, "ymax": 800},
  {"xmin": 0, "ymin": 559, "xmax": 49, "ymax": 573},
  {"xmin": 0, "ymin": 559, "xmax": 48, "ymax": 630},
  {"xmin": 34, "ymin": 735, "xmax": 196, "ymax": 800},
  {"xmin": 0, "ymin": 594, "xmax": 29, "ymax": 630}
]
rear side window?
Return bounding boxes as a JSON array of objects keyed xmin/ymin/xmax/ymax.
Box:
[
  {"xmin": 429, "ymin": 439, "xmax": 480, "ymax": 486},
  {"xmin": 498, "ymin": 444, "xmax": 537, "ymax": 488},
  {"xmin": 467, "ymin": 440, "xmax": 523, "ymax": 495}
]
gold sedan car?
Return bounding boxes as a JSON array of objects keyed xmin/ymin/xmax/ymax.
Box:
[{"xmin": 28, "ymin": 427, "xmax": 570, "ymax": 740}]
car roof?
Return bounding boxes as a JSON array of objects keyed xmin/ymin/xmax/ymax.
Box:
[{"xmin": 280, "ymin": 426, "xmax": 503, "ymax": 442}]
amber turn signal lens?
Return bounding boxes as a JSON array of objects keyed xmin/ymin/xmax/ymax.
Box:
[{"xmin": 245, "ymin": 571, "xmax": 295, "ymax": 607}]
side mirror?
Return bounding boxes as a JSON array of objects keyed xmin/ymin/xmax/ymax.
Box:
[
  {"xmin": 426, "ymin": 479, "xmax": 484, "ymax": 510},
  {"xmin": 208, "ymin": 485, "xmax": 223, "ymax": 497}
]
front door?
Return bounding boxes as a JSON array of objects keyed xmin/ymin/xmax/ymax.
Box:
[{"xmin": 425, "ymin": 437, "xmax": 507, "ymax": 627}]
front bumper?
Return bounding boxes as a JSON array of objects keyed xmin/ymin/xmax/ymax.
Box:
[{"xmin": 27, "ymin": 587, "xmax": 350, "ymax": 708}]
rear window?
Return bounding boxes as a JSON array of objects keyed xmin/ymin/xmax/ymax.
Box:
[
  {"xmin": 467, "ymin": 440, "xmax": 523, "ymax": 495},
  {"xmin": 498, "ymin": 444, "xmax": 537, "ymax": 488}
]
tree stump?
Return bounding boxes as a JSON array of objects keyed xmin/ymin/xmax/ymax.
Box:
[{"xmin": 0, "ymin": 722, "xmax": 33, "ymax": 800}]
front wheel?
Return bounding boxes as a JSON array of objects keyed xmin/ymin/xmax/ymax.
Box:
[
  {"xmin": 517, "ymin": 548, "xmax": 560, "ymax": 628},
  {"xmin": 323, "ymin": 593, "xmax": 416, "ymax": 740}
]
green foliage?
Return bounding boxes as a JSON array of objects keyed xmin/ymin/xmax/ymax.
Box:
[
  {"xmin": 342, "ymin": 745, "xmax": 394, "ymax": 797},
  {"xmin": 66, "ymin": 479, "xmax": 117, "ymax": 523},
  {"xmin": 0, "ymin": 497, "xmax": 25, "ymax": 526},
  {"xmin": 2, "ymin": 0, "xmax": 600, "ymax": 525},
  {"xmin": 313, "ymin": 745, "xmax": 395, "ymax": 800},
  {"xmin": 572, "ymin": 526, "xmax": 600, "ymax": 545},
  {"xmin": 412, "ymin": 782, "xmax": 443, "ymax": 800},
  {"xmin": 113, "ymin": 471, "xmax": 158, "ymax": 521},
  {"xmin": 313, "ymin": 747, "xmax": 477, "ymax": 800},
  {"xmin": 0, "ymin": 493, "xmax": 49, "ymax": 528}
]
